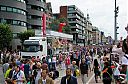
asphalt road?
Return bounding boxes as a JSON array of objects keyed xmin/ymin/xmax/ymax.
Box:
[{"xmin": 55, "ymin": 55, "xmax": 104, "ymax": 84}]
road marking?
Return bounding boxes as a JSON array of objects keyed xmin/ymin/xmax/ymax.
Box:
[
  {"xmin": 86, "ymin": 74, "xmax": 95, "ymax": 84},
  {"xmin": 86, "ymin": 55, "xmax": 98, "ymax": 84}
]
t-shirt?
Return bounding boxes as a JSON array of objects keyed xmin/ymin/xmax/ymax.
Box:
[
  {"xmin": 48, "ymin": 58, "xmax": 51, "ymax": 63},
  {"xmin": 12, "ymin": 70, "xmax": 25, "ymax": 84},
  {"xmin": 52, "ymin": 57, "xmax": 56, "ymax": 63}
]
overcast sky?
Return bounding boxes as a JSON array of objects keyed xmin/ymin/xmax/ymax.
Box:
[{"xmin": 47, "ymin": 0, "xmax": 128, "ymax": 40}]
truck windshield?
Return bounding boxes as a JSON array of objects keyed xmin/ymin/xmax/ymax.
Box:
[{"xmin": 22, "ymin": 45, "xmax": 39, "ymax": 52}]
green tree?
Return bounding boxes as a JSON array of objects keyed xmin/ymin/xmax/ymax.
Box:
[
  {"xmin": 49, "ymin": 19, "xmax": 59, "ymax": 31},
  {"xmin": 18, "ymin": 30, "xmax": 35, "ymax": 44},
  {"xmin": 62, "ymin": 25, "xmax": 71, "ymax": 34},
  {"xmin": 50, "ymin": 18, "xmax": 71, "ymax": 34},
  {"xmin": 0, "ymin": 23, "xmax": 13, "ymax": 50}
]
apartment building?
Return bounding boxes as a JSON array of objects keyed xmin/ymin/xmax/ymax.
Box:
[
  {"xmin": 59, "ymin": 5, "xmax": 86, "ymax": 46},
  {"xmin": 0, "ymin": 0, "xmax": 52, "ymax": 50}
]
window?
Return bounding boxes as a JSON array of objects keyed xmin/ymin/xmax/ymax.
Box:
[
  {"xmin": 13, "ymin": 20, "xmax": 17, "ymax": 25},
  {"xmin": 20, "ymin": 22, "xmax": 23, "ymax": 26},
  {"xmin": 31, "ymin": 5, "xmax": 38, "ymax": 10},
  {"xmin": 13, "ymin": 8, "xmax": 17, "ymax": 12},
  {"xmin": 41, "ymin": 8, "xmax": 44, "ymax": 12},
  {"xmin": 27, "ymin": 5, "xmax": 31, "ymax": 9},
  {"xmin": 17, "ymin": 9, "xmax": 21, "ymax": 13},
  {"xmin": 6, "ymin": 19, "xmax": 12, "ymax": 24},
  {"xmin": 16, "ymin": 0, "xmax": 25, "ymax": 3},
  {"xmin": 21, "ymin": 0, "xmax": 24, "ymax": 2},
  {"xmin": 23, "ymin": 23, "xmax": 26, "ymax": 26},
  {"xmin": 27, "ymin": 15, "xmax": 31, "ymax": 19},
  {"xmin": 21, "ymin": 10, "xmax": 23, "ymax": 14},
  {"xmin": 68, "ymin": 14, "xmax": 72, "ymax": 16},
  {"xmin": 17, "ymin": 21, "xmax": 21, "ymax": 25},
  {"xmin": 7, "ymin": 7, "xmax": 12, "ymax": 12},
  {"xmin": 0, "ymin": 6, "xmax": 26, "ymax": 15},
  {"xmin": 2, "ymin": 19, "xmax": 6, "ymax": 23},
  {"xmin": 41, "ymin": 0, "xmax": 44, "ymax": 2},
  {"xmin": 23, "ymin": 11, "xmax": 26, "ymax": 15},
  {"xmin": 13, "ymin": 33, "xmax": 18, "ymax": 38},
  {"xmin": 68, "ymin": 7, "xmax": 74, "ymax": 11},
  {"xmin": 27, "ymin": 24, "xmax": 31, "ymax": 28},
  {"xmin": 1, "ymin": 6, "xmax": 6, "ymax": 11}
]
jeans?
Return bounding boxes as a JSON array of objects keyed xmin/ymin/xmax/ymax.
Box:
[{"xmin": 81, "ymin": 74, "xmax": 86, "ymax": 84}]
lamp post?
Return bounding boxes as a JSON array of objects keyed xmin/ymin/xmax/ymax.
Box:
[{"xmin": 114, "ymin": 0, "xmax": 119, "ymax": 42}]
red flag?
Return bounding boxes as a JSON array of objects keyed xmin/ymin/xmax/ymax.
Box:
[{"xmin": 42, "ymin": 13, "xmax": 46, "ymax": 36}]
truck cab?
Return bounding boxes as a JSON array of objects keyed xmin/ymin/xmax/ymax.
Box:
[{"xmin": 21, "ymin": 37, "xmax": 47, "ymax": 60}]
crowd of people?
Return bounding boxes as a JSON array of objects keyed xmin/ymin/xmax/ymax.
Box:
[
  {"xmin": 1, "ymin": 40, "xmax": 128, "ymax": 84},
  {"xmin": 1, "ymin": 46, "xmax": 98, "ymax": 84}
]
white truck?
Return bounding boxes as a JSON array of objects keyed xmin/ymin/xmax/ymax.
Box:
[{"xmin": 21, "ymin": 37, "xmax": 47, "ymax": 59}]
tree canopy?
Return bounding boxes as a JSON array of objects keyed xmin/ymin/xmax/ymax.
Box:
[
  {"xmin": 0, "ymin": 23, "xmax": 13, "ymax": 50},
  {"xmin": 18, "ymin": 30, "xmax": 35, "ymax": 44}
]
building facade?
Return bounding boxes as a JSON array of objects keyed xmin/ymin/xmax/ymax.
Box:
[
  {"xmin": 92, "ymin": 26, "xmax": 100, "ymax": 45},
  {"xmin": 59, "ymin": 5, "xmax": 86, "ymax": 46},
  {"xmin": 27, "ymin": 0, "xmax": 47, "ymax": 30},
  {"xmin": 0, "ymin": 0, "xmax": 52, "ymax": 50},
  {"xmin": 0, "ymin": 0, "xmax": 27, "ymax": 49},
  {"xmin": 85, "ymin": 14, "xmax": 93, "ymax": 45}
]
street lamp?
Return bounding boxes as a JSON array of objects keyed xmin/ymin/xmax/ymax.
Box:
[{"xmin": 114, "ymin": 0, "xmax": 119, "ymax": 42}]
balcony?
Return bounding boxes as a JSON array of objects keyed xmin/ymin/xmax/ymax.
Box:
[
  {"xmin": 27, "ymin": 19, "xmax": 42, "ymax": 26},
  {"xmin": 27, "ymin": 9, "xmax": 44, "ymax": 16}
]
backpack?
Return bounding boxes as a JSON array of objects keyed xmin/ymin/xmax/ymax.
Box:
[
  {"xmin": 8, "ymin": 69, "xmax": 14, "ymax": 79},
  {"xmin": 12, "ymin": 70, "xmax": 26, "ymax": 83},
  {"xmin": 12, "ymin": 71, "xmax": 21, "ymax": 80},
  {"xmin": 32, "ymin": 69, "xmax": 38, "ymax": 79}
]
